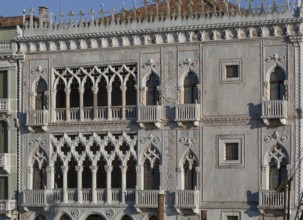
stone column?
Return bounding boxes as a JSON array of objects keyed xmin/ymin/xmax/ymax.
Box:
[
  {"xmin": 176, "ymin": 167, "xmax": 183, "ymax": 190},
  {"xmin": 121, "ymin": 86, "xmax": 126, "ymax": 119},
  {"xmin": 158, "ymin": 190, "xmax": 165, "ymax": 220},
  {"xmin": 79, "ymin": 89, "xmax": 84, "ymax": 121},
  {"xmin": 136, "ymin": 165, "xmax": 143, "ymax": 190},
  {"xmin": 76, "ymin": 166, "xmax": 83, "ymax": 203},
  {"xmin": 107, "ymin": 86, "xmax": 112, "ymax": 120},
  {"xmin": 120, "ymin": 165, "xmax": 127, "ymax": 204},
  {"xmin": 61, "ymin": 166, "xmax": 69, "ymax": 203},
  {"xmin": 27, "ymin": 167, "xmax": 33, "ymax": 190},
  {"xmin": 90, "ymin": 165, "xmax": 97, "ymax": 203},
  {"xmin": 178, "ymin": 87, "xmax": 184, "ymax": 104},
  {"xmin": 46, "ymin": 166, "xmax": 54, "ymax": 190},
  {"xmin": 65, "ymin": 88, "xmax": 71, "ymax": 121},
  {"xmin": 92, "ymin": 87, "xmax": 98, "ymax": 120},
  {"xmin": 105, "ymin": 165, "xmax": 113, "ymax": 204}
]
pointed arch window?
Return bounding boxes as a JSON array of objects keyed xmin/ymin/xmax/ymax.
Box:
[
  {"xmin": 270, "ymin": 67, "xmax": 285, "ymax": 100},
  {"xmin": 183, "ymin": 152, "xmax": 198, "ymax": 190},
  {"xmin": 183, "ymin": 72, "xmax": 198, "ymax": 104},
  {"xmin": 82, "ymin": 156, "xmax": 92, "ymax": 188},
  {"xmin": 83, "ymin": 79, "xmax": 93, "ymax": 107},
  {"xmin": 97, "ymin": 157, "xmax": 106, "ymax": 189},
  {"xmin": 67, "ymin": 157, "xmax": 77, "ymax": 188},
  {"xmin": 126, "ymin": 75, "xmax": 137, "ymax": 106},
  {"xmin": 32, "ymin": 148, "xmax": 47, "ymax": 190},
  {"xmin": 0, "ymin": 121, "xmax": 8, "ymax": 153},
  {"xmin": 143, "ymin": 146, "xmax": 160, "ymax": 190},
  {"xmin": 127, "ymin": 156, "xmax": 137, "ymax": 188},
  {"xmin": 54, "ymin": 156, "xmax": 63, "ymax": 189},
  {"xmin": 70, "ymin": 78, "xmax": 80, "ymax": 108},
  {"xmin": 56, "ymin": 79, "xmax": 66, "ymax": 108},
  {"xmin": 111, "ymin": 76, "xmax": 122, "ymax": 106},
  {"xmin": 268, "ymin": 145, "xmax": 288, "ymax": 190},
  {"xmin": 112, "ymin": 156, "xmax": 122, "ymax": 188},
  {"xmin": 146, "ymin": 73, "xmax": 160, "ymax": 105},
  {"xmin": 36, "ymin": 78, "xmax": 48, "ymax": 110},
  {"xmin": 97, "ymin": 77, "xmax": 107, "ymax": 107}
]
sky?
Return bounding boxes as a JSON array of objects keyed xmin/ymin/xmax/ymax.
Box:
[{"xmin": 1, "ymin": 0, "xmax": 138, "ymax": 17}]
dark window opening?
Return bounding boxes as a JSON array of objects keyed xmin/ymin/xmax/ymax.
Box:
[
  {"xmin": 225, "ymin": 143, "xmax": 239, "ymax": 161},
  {"xmin": 0, "ymin": 121, "xmax": 8, "ymax": 153},
  {"xmin": 225, "ymin": 65, "xmax": 239, "ymax": 78},
  {"xmin": 83, "ymin": 79, "xmax": 93, "ymax": 107},
  {"xmin": 144, "ymin": 159, "xmax": 160, "ymax": 190},
  {"xmin": 97, "ymin": 157, "xmax": 106, "ymax": 189},
  {"xmin": 126, "ymin": 75, "xmax": 137, "ymax": 106},
  {"xmin": 97, "ymin": 77, "xmax": 107, "ymax": 107},
  {"xmin": 111, "ymin": 76, "xmax": 122, "ymax": 106},
  {"xmin": 0, "ymin": 71, "xmax": 7, "ymax": 99},
  {"xmin": 184, "ymin": 72, "xmax": 198, "ymax": 104},
  {"xmin": 36, "ymin": 78, "xmax": 48, "ymax": 110},
  {"xmin": 70, "ymin": 78, "xmax": 80, "ymax": 108},
  {"xmin": 56, "ymin": 79, "xmax": 66, "ymax": 108},
  {"xmin": 269, "ymin": 157, "xmax": 287, "ymax": 190},
  {"xmin": 33, "ymin": 159, "xmax": 47, "ymax": 190},
  {"xmin": 270, "ymin": 67, "xmax": 285, "ymax": 100},
  {"xmin": 54, "ymin": 157, "xmax": 63, "ymax": 189},
  {"xmin": 126, "ymin": 156, "xmax": 137, "ymax": 188},
  {"xmin": 146, "ymin": 73, "xmax": 160, "ymax": 105},
  {"xmin": 0, "ymin": 177, "xmax": 8, "ymax": 200},
  {"xmin": 111, "ymin": 157, "xmax": 122, "ymax": 188},
  {"xmin": 82, "ymin": 157, "xmax": 92, "ymax": 188},
  {"xmin": 67, "ymin": 157, "xmax": 77, "ymax": 188}
]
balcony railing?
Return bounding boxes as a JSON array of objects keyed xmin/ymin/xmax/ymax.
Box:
[
  {"xmin": 138, "ymin": 105, "xmax": 161, "ymax": 128},
  {"xmin": 175, "ymin": 190, "xmax": 199, "ymax": 209},
  {"xmin": 0, "ymin": 154, "xmax": 16, "ymax": 173},
  {"xmin": 26, "ymin": 110, "xmax": 49, "ymax": 127},
  {"xmin": 175, "ymin": 103, "xmax": 200, "ymax": 126},
  {"xmin": 0, "ymin": 42, "xmax": 14, "ymax": 54},
  {"xmin": 0, "ymin": 99, "xmax": 9, "ymax": 113},
  {"xmin": 22, "ymin": 188, "xmax": 136, "ymax": 206},
  {"xmin": 259, "ymin": 190, "xmax": 285, "ymax": 209},
  {"xmin": 135, "ymin": 190, "xmax": 158, "ymax": 208},
  {"xmin": 262, "ymin": 100, "xmax": 287, "ymax": 125},
  {"xmin": 0, "ymin": 200, "xmax": 17, "ymax": 213}
]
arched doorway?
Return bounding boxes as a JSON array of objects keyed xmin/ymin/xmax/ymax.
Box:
[{"xmin": 86, "ymin": 214, "xmax": 106, "ymax": 220}]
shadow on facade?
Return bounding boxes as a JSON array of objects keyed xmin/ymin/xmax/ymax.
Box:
[
  {"xmin": 245, "ymin": 190, "xmax": 260, "ymax": 217},
  {"xmin": 247, "ymin": 103, "xmax": 264, "ymax": 129}
]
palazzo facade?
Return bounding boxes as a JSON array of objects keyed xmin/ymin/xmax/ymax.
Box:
[{"xmin": 11, "ymin": 0, "xmax": 303, "ymax": 220}]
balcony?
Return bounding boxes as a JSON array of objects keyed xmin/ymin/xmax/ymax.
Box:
[
  {"xmin": 26, "ymin": 109, "xmax": 49, "ymax": 132},
  {"xmin": 0, "ymin": 42, "xmax": 15, "ymax": 54},
  {"xmin": 137, "ymin": 105, "xmax": 162, "ymax": 128},
  {"xmin": 0, "ymin": 200, "xmax": 17, "ymax": 213},
  {"xmin": 261, "ymin": 100, "xmax": 287, "ymax": 125},
  {"xmin": 22, "ymin": 188, "xmax": 136, "ymax": 207},
  {"xmin": 259, "ymin": 190, "xmax": 285, "ymax": 209},
  {"xmin": 0, "ymin": 154, "xmax": 16, "ymax": 173},
  {"xmin": 175, "ymin": 103, "xmax": 200, "ymax": 127},
  {"xmin": 0, "ymin": 99, "xmax": 9, "ymax": 114},
  {"xmin": 175, "ymin": 190, "xmax": 199, "ymax": 214}
]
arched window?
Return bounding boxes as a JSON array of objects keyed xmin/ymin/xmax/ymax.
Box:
[
  {"xmin": 127, "ymin": 156, "xmax": 137, "ymax": 188},
  {"xmin": 32, "ymin": 148, "xmax": 47, "ymax": 190},
  {"xmin": 70, "ymin": 78, "xmax": 80, "ymax": 108},
  {"xmin": 143, "ymin": 146, "xmax": 160, "ymax": 190},
  {"xmin": 0, "ymin": 121, "xmax": 8, "ymax": 153},
  {"xmin": 183, "ymin": 152, "xmax": 198, "ymax": 190},
  {"xmin": 67, "ymin": 157, "xmax": 77, "ymax": 188},
  {"xmin": 86, "ymin": 215, "xmax": 106, "ymax": 220},
  {"xmin": 54, "ymin": 156, "xmax": 63, "ymax": 189},
  {"xmin": 112, "ymin": 156, "xmax": 122, "ymax": 188},
  {"xmin": 36, "ymin": 78, "xmax": 48, "ymax": 110},
  {"xmin": 82, "ymin": 156, "xmax": 92, "ymax": 188},
  {"xmin": 270, "ymin": 67, "xmax": 285, "ymax": 100},
  {"xmin": 183, "ymin": 72, "xmax": 198, "ymax": 104},
  {"xmin": 56, "ymin": 78, "xmax": 66, "ymax": 108},
  {"xmin": 268, "ymin": 145, "xmax": 288, "ymax": 190},
  {"xmin": 111, "ymin": 76, "xmax": 122, "ymax": 106},
  {"xmin": 146, "ymin": 73, "xmax": 160, "ymax": 105},
  {"xmin": 126, "ymin": 75, "xmax": 136, "ymax": 106},
  {"xmin": 83, "ymin": 79, "xmax": 93, "ymax": 107},
  {"xmin": 97, "ymin": 156, "xmax": 106, "ymax": 189},
  {"xmin": 97, "ymin": 77, "xmax": 107, "ymax": 107}
]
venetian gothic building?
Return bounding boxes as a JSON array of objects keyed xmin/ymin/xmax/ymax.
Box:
[{"xmin": 10, "ymin": 0, "xmax": 303, "ymax": 219}]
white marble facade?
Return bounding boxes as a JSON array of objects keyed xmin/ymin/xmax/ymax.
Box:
[{"xmin": 14, "ymin": 1, "xmax": 303, "ymax": 220}]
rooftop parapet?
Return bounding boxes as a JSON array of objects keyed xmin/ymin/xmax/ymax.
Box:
[{"xmin": 20, "ymin": 0, "xmax": 301, "ymax": 38}]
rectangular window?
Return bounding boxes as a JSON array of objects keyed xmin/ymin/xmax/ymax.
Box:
[
  {"xmin": 0, "ymin": 71, "xmax": 8, "ymax": 98},
  {"xmin": 225, "ymin": 65, "xmax": 239, "ymax": 78},
  {"xmin": 225, "ymin": 143, "xmax": 239, "ymax": 160},
  {"xmin": 0, "ymin": 177, "xmax": 8, "ymax": 199}
]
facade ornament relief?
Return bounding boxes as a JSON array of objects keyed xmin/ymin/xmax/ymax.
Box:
[
  {"xmin": 105, "ymin": 208, "xmax": 115, "ymax": 219},
  {"xmin": 265, "ymin": 53, "xmax": 286, "ymax": 63},
  {"xmin": 162, "ymin": 81, "xmax": 177, "ymax": 103},
  {"xmin": 142, "ymin": 59, "xmax": 160, "ymax": 69},
  {"xmin": 70, "ymin": 208, "xmax": 80, "ymax": 218},
  {"xmin": 179, "ymin": 58, "xmax": 199, "ymax": 68},
  {"xmin": 31, "ymin": 65, "xmax": 47, "ymax": 75}
]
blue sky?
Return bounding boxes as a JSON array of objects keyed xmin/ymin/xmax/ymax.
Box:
[{"xmin": 1, "ymin": 0, "xmax": 137, "ymax": 17}]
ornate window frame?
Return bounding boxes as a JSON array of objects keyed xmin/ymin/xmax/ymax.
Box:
[
  {"xmin": 217, "ymin": 135, "xmax": 245, "ymax": 168},
  {"xmin": 220, "ymin": 59, "xmax": 243, "ymax": 83},
  {"xmin": 221, "ymin": 211, "xmax": 241, "ymax": 220}
]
